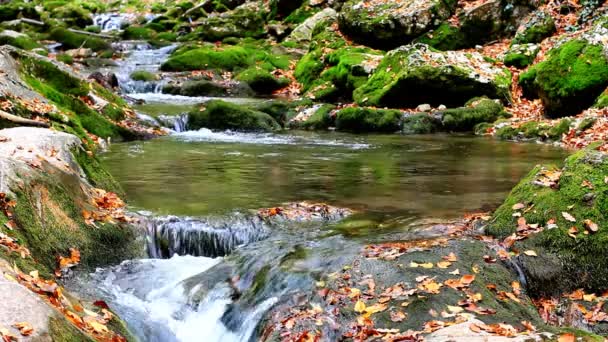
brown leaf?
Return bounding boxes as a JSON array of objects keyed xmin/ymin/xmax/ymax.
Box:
[
  {"xmin": 557, "ymin": 333, "xmax": 576, "ymax": 342},
  {"xmin": 12, "ymin": 322, "xmax": 33, "ymax": 336},
  {"xmin": 584, "ymin": 219, "xmax": 599, "ymax": 232},
  {"xmin": 390, "ymin": 310, "xmax": 407, "ymax": 322}
]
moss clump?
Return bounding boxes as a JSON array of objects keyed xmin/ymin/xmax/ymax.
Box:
[
  {"xmin": 414, "ymin": 23, "xmax": 468, "ymax": 51},
  {"xmin": 402, "ymin": 113, "xmax": 441, "ymax": 134},
  {"xmin": 163, "ymin": 80, "xmax": 230, "ymax": 97},
  {"xmin": 290, "ymin": 104, "xmax": 336, "ymax": 130},
  {"xmin": 441, "ymin": 98, "xmax": 509, "ymax": 132},
  {"xmin": 519, "ymin": 40, "xmax": 608, "ymax": 117},
  {"xmin": 595, "ymin": 88, "xmax": 608, "ymax": 108},
  {"xmin": 236, "ymin": 67, "xmax": 289, "ymax": 94},
  {"xmin": 0, "ymin": 34, "xmax": 41, "ymax": 51},
  {"xmin": 129, "ymin": 70, "xmax": 156, "ymax": 82},
  {"xmin": 487, "ymin": 145, "xmax": 608, "ymax": 296},
  {"xmin": 504, "ymin": 44, "xmax": 540, "ymax": 69},
  {"xmin": 49, "ymin": 27, "xmax": 111, "ymax": 52},
  {"xmin": 51, "ymin": 4, "xmax": 93, "ymax": 28},
  {"xmin": 512, "ymin": 12, "xmax": 556, "ymax": 45},
  {"xmin": 19, "ymin": 56, "xmax": 134, "ymax": 141},
  {"xmin": 57, "ymin": 53, "xmax": 74, "ymax": 65},
  {"xmin": 0, "ymin": 2, "xmax": 38, "ymax": 22},
  {"xmin": 122, "ymin": 26, "xmax": 155, "ymax": 40},
  {"xmin": 161, "ymin": 45, "xmax": 285, "ymax": 72},
  {"xmin": 249, "ymin": 100, "xmax": 296, "ymax": 126},
  {"xmin": 334, "ymin": 107, "xmax": 402, "ymax": 133},
  {"xmin": 193, "ymin": 3, "xmax": 267, "ymax": 41},
  {"xmin": 188, "ymin": 100, "xmax": 281, "ymax": 132}
]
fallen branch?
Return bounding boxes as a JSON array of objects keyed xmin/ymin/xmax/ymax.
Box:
[
  {"xmin": 0, "ymin": 110, "xmax": 49, "ymax": 128},
  {"xmin": 182, "ymin": 0, "xmax": 211, "ymax": 18},
  {"xmin": 67, "ymin": 28, "xmax": 115, "ymax": 40},
  {"xmin": 3, "ymin": 18, "xmax": 45, "ymax": 26}
]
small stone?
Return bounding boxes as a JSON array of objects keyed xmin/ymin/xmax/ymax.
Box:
[
  {"xmin": 416, "ymin": 104, "xmax": 432, "ymax": 112},
  {"xmin": 438, "ymin": 105, "xmax": 447, "ymax": 110}
]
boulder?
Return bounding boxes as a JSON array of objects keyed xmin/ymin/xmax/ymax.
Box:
[
  {"xmin": 188, "ymin": 100, "xmax": 281, "ymax": 132},
  {"xmin": 354, "ymin": 44, "xmax": 512, "ymax": 108},
  {"xmin": 511, "ymin": 10, "xmax": 556, "ymax": 45},
  {"xmin": 193, "ymin": 2, "xmax": 268, "ymax": 41},
  {"xmin": 338, "ymin": 0, "xmax": 457, "ymax": 49},
  {"xmin": 334, "ymin": 106, "xmax": 403, "ymax": 133},
  {"xmin": 285, "ymin": 8, "xmax": 337, "ymax": 45},
  {"xmin": 487, "ymin": 144, "xmax": 608, "ymax": 297},
  {"xmin": 503, "ymin": 43, "xmax": 540, "ymax": 69},
  {"xmin": 519, "ymin": 18, "xmax": 608, "ymax": 117}
]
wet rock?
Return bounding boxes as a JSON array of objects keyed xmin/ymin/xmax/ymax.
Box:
[
  {"xmin": 354, "ymin": 44, "xmax": 512, "ymax": 108},
  {"xmin": 416, "ymin": 104, "xmax": 432, "ymax": 112},
  {"xmin": 338, "ymin": 0, "xmax": 457, "ymax": 49},
  {"xmin": 487, "ymin": 145, "xmax": 608, "ymax": 298},
  {"xmin": 188, "ymin": 100, "xmax": 281, "ymax": 132},
  {"xmin": 89, "ymin": 71, "xmax": 119, "ymax": 89}
]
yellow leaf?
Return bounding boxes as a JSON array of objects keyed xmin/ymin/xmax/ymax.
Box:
[
  {"xmin": 436, "ymin": 261, "xmax": 452, "ymax": 269},
  {"xmin": 447, "ymin": 305, "xmax": 463, "ymax": 313},
  {"xmin": 365, "ymin": 303, "xmax": 388, "ymax": 314},
  {"xmin": 420, "ymin": 262, "xmax": 434, "ymax": 269},
  {"xmin": 354, "ymin": 300, "xmax": 366, "ymax": 313},
  {"xmin": 523, "ymin": 250, "xmax": 538, "ymax": 257}
]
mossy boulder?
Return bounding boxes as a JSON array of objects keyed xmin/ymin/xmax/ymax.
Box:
[
  {"xmin": 49, "ymin": 27, "xmax": 111, "ymax": 52},
  {"xmin": 51, "ymin": 4, "xmax": 93, "ymax": 28},
  {"xmin": 193, "ymin": 2, "xmax": 268, "ymax": 41},
  {"xmin": 503, "ymin": 43, "xmax": 540, "ymax": 69},
  {"xmin": 595, "ymin": 88, "xmax": 608, "ymax": 108},
  {"xmin": 402, "ymin": 113, "xmax": 442, "ymax": 134},
  {"xmin": 487, "ymin": 145, "xmax": 608, "ymax": 296},
  {"xmin": 495, "ymin": 119, "xmax": 572, "ymax": 141},
  {"xmin": 188, "ymin": 100, "xmax": 281, "ymax": 132},
  {"xmin": 0, "ymin": 30, "xmax": 41, "ymax": 51},
  {"xmin": 285, "ymin": 7, "xmax": 337, "ymax": 46},
  {"xmin": 288, "ymin": 104, "xmax": 336, "ymax": 130},
  {"xmin": 519, "ymin": 32, "xmax": 608, "ymax": 117},
  {"xmin": 414, "ymin": 23, "xmax": 469, "ymax": 51},
  {"xmin": 354, "ymin": 44, "xmax": 512, "ymax": 108},
  {"xmin": 236, "ymin": 67, "xmax": 289, "ymax": 94},
  {"xmin": 512, "ymin": 11, "xmax": 556, "ymax": 45},
  {"xmin": 439, "ymin": 98, "xmax": 509, "ymax": 132},
  {"xmin": 0, "ymin": 1, "xmax": 38, "ymax": 22},
  {"xmin": 334, "ymin": 107, "xmax": 403, "ymax": 133},
  {"xmin": 122, "ymin": 26, "xmax": 155, "ymax": 40},
  {"xmin": 337, "ymin": 0, "xmax": 457, "ymax": 49},
  {"xmin": 163, "ymin": 79, "xmax": 253, "ymax": 97},
  {"xmin": 129, "ymin": 70, "xmax": 156, "ymax": 82}
]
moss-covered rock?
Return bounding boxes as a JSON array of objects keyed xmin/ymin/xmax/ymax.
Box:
[
  {"xmin": 0, "ymin": 30, "xmax": 41, "ymax": 51},
  {"xmin": 414, "ymin": 23, "xmax": 469, "ymax": 51},
  {"xmin": 193, "ymin": 2, "xmax": 268, "ymax": 41},
  {"xmin": 595, "ymin": 88, "xmax": 608, "ymax": 108},
  {"xmin": 338, "ymin": 0, "xmax": 457, "ymax": 49},
  {"xmin": 519, "ymin": 36, "xmax": 608, "ymax": 117},
  {"xmin": 49, "ymin": 27, "xmax": 111, "ymax": 52},
  {"xmin": 236, "ymin": 67, "xmax": 289, "ymax": 94},
  {"xmin": 354, "ymin": 44, "xmax": 512, "ymax": 108},
  {"xmin": 334, "ymin": 106, "xmax": 403, "ymax": 133},
  {"xmin": 512, "ymin": 11, "xmax": 556, "ymax": 45},
  {"xmin": 51, "ymin": 4, "xmax": 93, "ymax": 28},
  {"xmin": 487, "ymin": 145, "xmax": 608, "ymax": 296},
  {"xmin": 122, "ymin": 26, "xmax": 155, "ymax": 40},
  {"xmin": 494, "ymin": 119, "xmax": 572, "ymax": 141},
  {"xmin": 402, "ymin": 113, "xmax": 442, "ymax": 134},
  {"xmin": 439, "ymin": 98, "xmax": 509, "ymax": 132},
  {"xmin": 503, "ymin": 43, "xmax": 540, "ymax": 68},
  {"xmin": 129, "ymin": 70, "xmax": 156, "ymax": 82},
  {"xmin": 288, "ymin": 104, "xmax": 336, "ymax": 130},
  {"xmin": 188, "ymin": 100, "xmax": 281, "ymax": 132},
  {"xmin": 0, "ymin": 1, "xmax": 38, "ymax": 22},
  {"xmin": 285, "ymin": 7, "xmax": 337, "ymax": 46}
]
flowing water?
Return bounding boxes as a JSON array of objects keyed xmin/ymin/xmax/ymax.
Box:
[{"xmin": 76, "ymin": 43, "xmax": 570, "ymax": 342}]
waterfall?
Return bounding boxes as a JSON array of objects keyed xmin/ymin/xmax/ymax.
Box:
[
  {"xmin": 115, "ymin": 44, "xmax": 176, "ymax": 95},
  {"xmin": 142, "ymin": 215, "xmax": 271, "ymax": 259},
  {"xmin": 93, "ymin": 13, "xmax": 156, "ymax": 32},
  {"xmin": 157, "ymin": 113, "xmax": 189, "ymax": 132}
]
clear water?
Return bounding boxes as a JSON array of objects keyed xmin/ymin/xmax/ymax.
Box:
[{"xmin": 102, "ymin": 131, "xmax": 567, "ymax": 219}]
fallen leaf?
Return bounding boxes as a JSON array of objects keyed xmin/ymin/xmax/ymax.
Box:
[
  {"xmin": 558, "ymin": 333, "xmax": 576, "ymax": 342},
  {"xmin": 568, "ymin": 226, "xmax": 579, "ymax": 239},
  {"xmin": 436, "ymin": 261, "xmax": 452, "ymax": 269},
  {"xmin": 12, "ymin": 322, "xmax": 33, "ymax": 336},
  {"xmin": 523, "ymin": 250, "xmax": 538, "ymax": 257},
  {"xmin": 390, "ymin": 310, "xmax": 407, "ymax": 322},
  {"xmin": 562, "ymin": 212, "xmax": 576, "ymax": 223},
  {"xmin": 584, "ymin": 219, "xmax": 599, "ymax": 233},
  {"xmin": 512, "ymin": 203, "xmax": 525, "ymax": 210},
  {"xmin": 354, "ymin": 300, "xmax": 366, "ymax": 313}
]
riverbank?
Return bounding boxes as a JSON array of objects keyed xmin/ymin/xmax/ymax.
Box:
[{"xmin": 0, "ymin": 0, "xmax": 607, "ymax": 341}]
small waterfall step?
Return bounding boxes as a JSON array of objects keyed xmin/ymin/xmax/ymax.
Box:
[{"xmin": 143, "ymin": 214, "xmax": 271, "ymax": 259}]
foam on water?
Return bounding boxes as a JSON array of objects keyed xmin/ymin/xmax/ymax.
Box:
[
  {"xmin": 88, "ymin": 255, "xmax": 276, "ymax": 342},
  {"xmin": 175, "ymin": 128, "xmax": 371, "ymax": 149},
  {"xmin": 128, "ymin": 93, "xmax": 265, "ymax": 105}
]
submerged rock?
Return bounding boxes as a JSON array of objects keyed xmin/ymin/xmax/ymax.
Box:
[{"xmin": 353, "ymin": 44, "xmax": 512, "ymax": 108}]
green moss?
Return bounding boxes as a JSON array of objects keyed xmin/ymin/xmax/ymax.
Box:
[
  {"xmin": 156, "ymin": 32, "xmax": 178, "ymax": 42},
  {"xmin": 48, "ymin": 316, "xmax": 93, "ymax": 342},
  {"xmin": 520, "ymin": 40, "xmax": 608, "ymax": 117},
  {"xmin": 129, "ymin": 70, "xmax": 156, "ymax": 82},
  {"xmin": 595, "ymin": 89, "xmax": 608, "ymax": 108},
  {"xmin": 51, "ymin": 4, "xmax": 93, "ymax": 28},
  {"xmin": 495, "ymin": 125, "xmax": 519, "ymax": 140},
  {"xmin": 283, "ymin": 3, "xmax": 318, "ymax": 24},
  {"xmin": 578, "ymin": 117, "xmax": 596, "ymax": 131},
  {"xmin": 49, "ymin": 27, "xmax": 111, "ymax": 52},
  {"xmin": 162, "ymin": 45, "xmax": 266, "ymax": 72},
  {"xmin": 504, "ymin": 44, "xmax": 539, "ymax": 69},
  {"xmin": 0, "ymin": 34, "xmax": 41, "ymax": 51},
  {"xmin": 294, "ymin": 49, "xmax": 324, "ymax": 91},
  {"xmin": 188, "ymin": 100, "xmax": 281, "ymax": 132},
  {"xmin": 0, "ymin": 2, "xmax": 38, "ymax": 22},
  {"xmin": 487, "ymin": 145, "xmax": 608, "ymax": 295},
  {"xmin": 236, "ymin": 67, "xmax": 289, "ymax": 94},
  {"xmin": 354, "ymin": 47, "xmax": 511, "ymax": 108},
  {"xmin": 122, "ymin": 26, "xmax": 155, "ymax": 40},
  {"xmin": 84, "ymin": 25, "xmax": 102, "ymax": 34},
  {"xmin": 295, "ymin": 104, "xmax": 336, "ymax": 130},
  {"xmin": 512, "ymin": 13, "xmax": 556, "ymax": 45},
  {"xmin": 57, "ymin": 53, "xmax": 74, "ymax": 65},
  {"xmin": 249, "ymin": 100, "xmax": 295, "ymax": 126},
  {"xmin": 414, "ymin": 23, "xmax": 467, "ymax": 51},
  {"xmin": 441, "ymin": 98, "xmax": 509, "ymax": 132},
  {"xmin": 193, "ymin": 4, "xmax": 267, "ymax": 41},
  {"xmin": 402, "ymin": 113, "xmax": 441, "ymax": 134},
  {"xmin": 163, "ymin": 80, "xmax": 230, "ymax": 97},
  {"xmin": 335, "ymin": 107, "xmax": 402, "ymax": 133}
]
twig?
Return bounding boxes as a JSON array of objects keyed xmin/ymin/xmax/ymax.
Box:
[{"xmin": 0, "ymin": 110, "xmax": 50, "ymax": 128}]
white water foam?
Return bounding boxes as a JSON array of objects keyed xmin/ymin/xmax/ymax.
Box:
[
  {"xmin": 128, "ymin": 93, "xmax": 265, "ymax": 105},
  {"xmin": 175, "ymin": 128, "xmax": 371, "ymax": 149},
  {"xmin": 90, "ymin": 255, "xmax": 276, "ymax": 342}
]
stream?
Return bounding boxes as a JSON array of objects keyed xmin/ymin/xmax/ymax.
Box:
[{"xmin": 73, "ymin": 44, "xmax": 569, "ymax": 342}]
